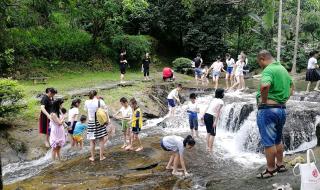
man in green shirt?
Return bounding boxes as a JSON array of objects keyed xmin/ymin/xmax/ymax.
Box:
[{"xmin": 256, "ymin": 50, "xmax": 294, "ymax": 179}]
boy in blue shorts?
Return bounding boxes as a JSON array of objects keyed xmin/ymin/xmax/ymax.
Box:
[{"xmin": 167, "ymin": 84, "xmax": 183, "ymax": 116}]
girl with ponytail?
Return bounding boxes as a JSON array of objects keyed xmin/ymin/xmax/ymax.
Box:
[{"xmin": 160, "ymin": 135, "xmax": 195, "ymax": 177}]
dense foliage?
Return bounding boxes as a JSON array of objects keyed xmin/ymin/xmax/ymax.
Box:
[
  {"xmin": 0, "ymin": 79, "xmax": 25, "ymax": 118},
  {"xmin": 172, "ymin": 58, "xmax": 192, "ymax": 73},
  {"xmin": 0, "ymin": 0, "xmax": 319, "ymax": 76}
]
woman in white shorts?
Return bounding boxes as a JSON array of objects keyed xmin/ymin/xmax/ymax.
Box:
[{"xmin": 230, "ymin": 55, "xmax": 245, "ymax": 91}]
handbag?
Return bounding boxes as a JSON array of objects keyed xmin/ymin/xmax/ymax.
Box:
[{"xmin": 293, "ymin": 149, "xmax": 320, "ymax": 190}]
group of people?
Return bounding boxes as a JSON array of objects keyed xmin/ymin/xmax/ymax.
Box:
[
  {"xmin": 119, "ymin": 50, "xmax": 152, "ymax": 83},
  {"xmin": 39, "ymin": 89, "xmax": 143, "ymax": 161},
  {"xmin": 192, "ymin": 52, "xmax": 248, "ymax": 91},
  {"xmin": 166, "ymin": 50, "xmax": 297, "ymax": 180},
  {"xmin": 39, "ymin": 48, "xmax": 318, "ymax": 180}
]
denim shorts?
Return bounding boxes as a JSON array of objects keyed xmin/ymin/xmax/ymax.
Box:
[
  {"xmin": 195, "ymin": 68, "xmax": 203, "ymax": 77},
  {"xmin": 227, "ymin": 67, "xmax": 233, "ymax": 74},
  {"xmin": 257, "ymin": 108, "xmax": 286, "ymax": 147},
  {"xmin": 212, "ymin": 71, "xmax": 221, "ymax": 77},
  {"xmin": 188, "ymin": 114, "xmax": 198, "ymax": 130}
]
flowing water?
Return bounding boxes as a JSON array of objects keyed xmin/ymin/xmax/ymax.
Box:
[{"xmin": 3, "ymin": 90, "xmax": 320, "ymax": 189}]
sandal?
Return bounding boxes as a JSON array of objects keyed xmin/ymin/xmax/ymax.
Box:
[
  {"xmin": 256, "ymin": 169, "xmax": 277, "ymax": 179},
  {"xmin": 276, "ymin": 164, "xmax": 288, "ymax": 173}
]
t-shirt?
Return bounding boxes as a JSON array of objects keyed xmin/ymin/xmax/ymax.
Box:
[
  {"xmin": 205, "ymin": 98, "xmax": 224, "ymax": 116},
  {"xmin": 162, "ymin": 135, "xmax": 185, "ymax": 156},
  {"xmin": 167, "ymin": 89, "xmax": 178, "ymax": 99},
  {"xmin": 119, "ymin": 106, "xmax": 132, "ymax": 119},
  {"xmin": 307, "ymin": 57, "xmax": 318, "ymax": 69},
  {"xmin": 73, "ymin": 122, "xmax": 88, "ymax": 135},
  {"xmin": 193, "ymin": 57, "xmax": 203, "ymax": 68},
  {"xmin": 226, "ymin": 58, "xmax": 235, "ymax": 68},
  {"xmin": 210, "ymin": 61, "xmax": 224, "ymax": 72},
  {"xmin": 68, "ymin": 107, "xmax": 79, "ymax": 122},
  {"xmin": 41, "ymin": 95, "xmax": 53, "ymax": 114},
  {"xmin": 84, "ymin": 98, "xmax": 106, "ymax": 121},
  {"xmin": 143, "ymin": 58, "xmax": 151, "ymax": 69},
  {"xmin": 163, "ymin": 67, "xmax": 173, "ymax": 77},
  {"xmin": 235, "ymin": 60, "xmax": 245, "ymax": 74},
  {"xmin": 187, "ymin": 102, "xmax": 199, "ymax": 113},
  {"xmin": 256, "ymin": 61, "xmax": 293, "ymax": 104}
]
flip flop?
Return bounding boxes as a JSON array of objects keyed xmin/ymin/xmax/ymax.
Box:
[{"xmin": 256, "ymin": 169, "xmax": 277, "ymax": 179}]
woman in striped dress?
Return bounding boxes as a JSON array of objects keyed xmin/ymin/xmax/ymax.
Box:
[{"xmin": 84, "ymin": 90, "xmax": 108, "ymax": 161}]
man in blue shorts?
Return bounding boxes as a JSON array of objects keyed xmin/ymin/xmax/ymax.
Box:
[
  {"xmin": 192, "ymin": 53, "xmax": 203, "ymax": 84},
  {"xmin": 256, "ymin": 50, "xmax": 294, "ymax": 179}
]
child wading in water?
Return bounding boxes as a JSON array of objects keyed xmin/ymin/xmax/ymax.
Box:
[
  {"xmin": 203, "ymin": 88, "xmax": 224, "ymax": 153},
  {"xmin": 167, "ymin": 84, "xmax": 183, "ymax": 116},
  {"xmin": 73, "ymin": 115, "xmax": 88, "ymax": 149},
  {"xmin": 68, "ymin": 99, "xmax": 81, "ymax": 147},
  {"xmin": 113, "ymin": 97, "xmax": 133, "ymax": 149},
  {"xmin": 160, "ymin": 135, "xmax": 196, "ymax": 176},
  {"xmin": 49, "ymin": 98, "xmax": 66, "ymax": 161},
  {"xmin": 125, "ymin": 98, "xmax": 143, "ymax": 152},
  {"xmin": 187, "ymin": 93, "xmax": 199, "ymax": 137}
]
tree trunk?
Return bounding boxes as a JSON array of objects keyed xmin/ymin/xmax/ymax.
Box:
[
  {"xmin": 291, "ymin": 0, "xmax": 301, "ymax": 74},
  {"xmin": 276, "ymin": 0, "xmax": 283, "ymax": 61}
]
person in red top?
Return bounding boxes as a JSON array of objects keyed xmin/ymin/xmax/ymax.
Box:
[{"xmin": 163, "ymin": 67, "xmax": 175, "ymax": 82}]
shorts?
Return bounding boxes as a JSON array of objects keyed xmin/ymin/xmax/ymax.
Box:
[
  {"xmin": 195, "ymin": 68, "xmax": 203, "ymax": 77},
  {"xmin": 306, "ymin": 69, "xmax": 320, "ymax": 82},
  {"xmin": 73, "ymin": 134, "xmax": 83, "ymax": 143},
  {"xmin": 144, "ymin": 68, "xmax": 149, "ymax": 77},
  {"xmin": 68, "ymin": 121, "xmax": 77, "ymax": 135},
  {"xmin": 132, "ymin": 127, "xmax": 141, "ymax": 134},
  {"xmin": 257, "ymin": 107, "xmax": 286, "ymax": 147},
  {"xmin": 204, "ymin": 113, "xmax": 216, "ymax": 136},
  {"xmin": 227, "ymin": 67, "xmax": 233, "ymax": 74},
  {"xmin": 235, "ymin": 70, "xmax": 244, "ymax": 77},
  {"xmin": 167, "ymin": 99, "xmax": 175, "ymax": 107},
  {"xmin": 120, "ymin": 64, "xmax": 126, "ymax": 74},
  {"xmin": 212, "ymin": 71, "xmax": 221, "ymax": 77},
  {"xmin": 188, "ymin": 113, "xmax": 198, "ymax": 130},
  {"xmin": 122, "ymin": 120, "xmax": 129, "ymax": 132},
  {"xmin": 160, "ymin": 139, "xmax": 172, "ymax": 151}
]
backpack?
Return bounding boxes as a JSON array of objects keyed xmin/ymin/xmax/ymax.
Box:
[{"xmin": 95, "ymin": 100, "xmax": 110, "ymax": 126}]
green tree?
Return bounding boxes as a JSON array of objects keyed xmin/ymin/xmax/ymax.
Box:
[
  {"xmin": 291, "ymin": 0, "xmax": 301, "ymax": 74},
  {"xmin": 0, "ymin": 79, "xmax": 25, "ymax": 119}
]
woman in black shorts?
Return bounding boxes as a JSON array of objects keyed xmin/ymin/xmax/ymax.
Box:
[
  {"xmin": 119, "ymin": 49, "xmax": 127, "ymax": 83},
  {"xmin": 203, "ymin": 88, "xmax": 224, "ymax": 153}
]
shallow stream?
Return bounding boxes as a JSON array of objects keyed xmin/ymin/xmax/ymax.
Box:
[{"xmin": 3, "ymin": 85, "xmax": 320, "ymax": 189}]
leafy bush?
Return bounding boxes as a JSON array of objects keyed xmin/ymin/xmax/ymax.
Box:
[
  {"xmin": 111, "ymin": 35, "xmax": 152, "ymax": 66},
  {"xmin": 0, "ymin": 49, "xmax": 15, "ymax": 76},
  {"xmin": 6, "ymin": 26, "xmax": 93, "ymax": 61},
  {"xmin": 172, "ymin": 57, "xmax": 192, "ymax": 72},
  {"xmin": 0, "ymin": 79, "xmax": 25, "ymax": 118}
]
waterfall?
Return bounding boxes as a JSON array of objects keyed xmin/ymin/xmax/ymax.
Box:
[{"xmin": 158, "ymin": 92, "xmax": 320, "ymax": 156}]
